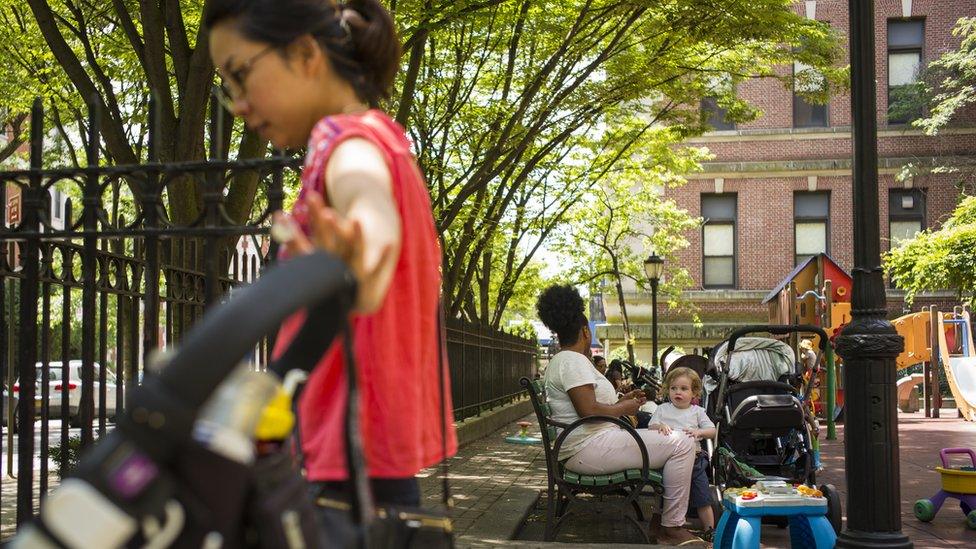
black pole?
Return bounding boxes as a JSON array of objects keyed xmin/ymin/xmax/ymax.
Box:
[
  {"xmin": 16, "ymin": 98, "xmax": 43, "ymax": 525},
  {"xmin": 834, "ymin": 1, "xmax": 911, "ymax": 547},
  {"xmin": 142, "ymin": 95, "xmax": 161, "ymax": 402},
  {"xmin": 651, "ymin": 278, "xmax": 659, "ymax": 378},
  {"xmin": 79, "ymin": 97, "xmax": 100, "ymax": 447}
]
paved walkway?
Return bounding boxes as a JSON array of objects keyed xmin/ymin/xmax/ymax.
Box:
[
  {"xmin": 3, "ymin": 407, "xmax": 976, "ymax": 547},
  {"xmin": 420, "ymin": 408, "xmax": 976, "ymax": 548}
]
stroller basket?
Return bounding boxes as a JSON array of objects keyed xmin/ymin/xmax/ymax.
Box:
[{"xmin": 725, "ymin": 381, "xmax": 804, "ymax": 433}]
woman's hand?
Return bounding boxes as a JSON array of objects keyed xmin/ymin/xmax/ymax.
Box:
[
  {"xmin": 274, "ymin": 191, "xmax": 394, "ymax": 307},
  {"xmin": 617, "ymin": 395, "xmax": 645, "ymax": 416},
  {"xmin": 618, "ymin": 389, "xmax": 645, "ymax": 402},
  {"xmin": 616, "ymin": 390, "xmax": 646, "ymax": 415}
]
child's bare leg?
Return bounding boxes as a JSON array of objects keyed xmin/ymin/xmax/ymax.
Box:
[{"xmin": 697, "ymin": 504, "xmax": 715, "ymax": 530}]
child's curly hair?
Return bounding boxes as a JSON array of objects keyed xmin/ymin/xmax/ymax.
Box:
[
  {"xmin": 536, "ymin": 284, "xmax": 588, "ymax": 347},
  {"xmin": 660, "ymin": 366, "xmax": 703, "ymax": 400}
]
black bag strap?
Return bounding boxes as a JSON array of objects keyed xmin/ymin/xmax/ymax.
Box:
[
  {"xmin": 436, "ymin": 301, "xmax": 452, "ymax": 508},
  {"xmin": 341, "ymin": 327, "xmax": 374, "ymax": 526},
  {"xmin": 339, "ymin": 299, "xmax": 453, "ymax": 513}
]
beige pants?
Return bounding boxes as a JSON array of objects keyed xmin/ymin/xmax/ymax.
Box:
[{"xmin": 564, "ymin": 428, "xmax": 696, "ymax": 527}]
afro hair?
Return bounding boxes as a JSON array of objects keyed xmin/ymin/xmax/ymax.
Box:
[{"xmin": 536, "ymin": 284, "xmax": 587, "ymax": 347}]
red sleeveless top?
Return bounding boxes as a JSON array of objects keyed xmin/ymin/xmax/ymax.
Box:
[{"xmin": 273, "ymin": 110, "xmax": 457, "ymax": 480}]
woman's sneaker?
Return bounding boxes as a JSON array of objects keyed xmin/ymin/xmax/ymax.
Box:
[{"xmin": 657, "ymin": 526, "xmax": 706, "ymax": 546}]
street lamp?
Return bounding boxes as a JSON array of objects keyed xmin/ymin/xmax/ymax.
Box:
[
  {"xmin": 644, "ymin": 253, "xmax": 665, "ymax": 378},
  {"xmin": 834, "ymin": 1, "xmax": 910, "ymax": 547}
]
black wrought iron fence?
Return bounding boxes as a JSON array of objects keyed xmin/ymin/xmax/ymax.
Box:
[
  {"xmin": 0, "ymin": 98, "xmax": 296, "ymax": 527},
  {"xmin": 0, "ymin": 97, "xmax": 536, "ymax": 533},
  {"xmin": 446, "ymin": 317, "xmax": 538, "ymax": 421}
]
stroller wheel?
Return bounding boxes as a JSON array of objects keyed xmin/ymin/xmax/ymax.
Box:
[{"xmin": 820, "ymin": 483, "xmax": 843, "ymax": 534}]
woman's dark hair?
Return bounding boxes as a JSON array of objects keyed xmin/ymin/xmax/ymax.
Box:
[
  {"xmin": 204, "ymin": 0, "xmax": 400, "ymax": 107},
  {"xmin": 536, "ymin": 285, "xmax": 588, "ymax": 348}
]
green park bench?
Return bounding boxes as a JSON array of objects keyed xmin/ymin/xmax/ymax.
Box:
[{"xmin": 520, "ymin": 377, "xmax": 665, "ymax": 542}]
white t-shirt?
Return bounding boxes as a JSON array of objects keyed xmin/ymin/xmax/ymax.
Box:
[
  {"xmin": 650, "ymin": 402, "xmax": 714, "ymax": 432},
  {"xmin": 544, "ymin": 350, "xmax": 619, "ymax": 460}
]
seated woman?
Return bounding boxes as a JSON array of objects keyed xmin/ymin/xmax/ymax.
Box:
[
  {"xmin": 537, "ymin": 285, "xmax": 702, "ymax": 546},
  {"xmin": 606, "ymin": 360, "xmax": 629, "ymax": 393}
]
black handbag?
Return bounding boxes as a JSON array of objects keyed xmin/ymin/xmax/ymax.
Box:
[{"xmin": 306, "ymin": 307, "xmax": 455, "ymax": 549}]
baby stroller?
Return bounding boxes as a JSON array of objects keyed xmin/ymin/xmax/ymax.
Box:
[{"xmin": 705, "ymin": 324, "xmax": 842, "ymax": 533}]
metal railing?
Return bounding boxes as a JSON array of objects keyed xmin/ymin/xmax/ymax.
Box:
[
  {"xmin": 0, "ymin": 97, "xmax": 536, "ymax": 532},
  {"xmin": 0, "ymin": 97, "xmax": 297, "ymax": 527},
  {"xmin": 446, "ymin": 317, "xmax": 537, "ymax": 421}
]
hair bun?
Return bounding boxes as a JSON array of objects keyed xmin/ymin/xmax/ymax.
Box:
[{"xmin": 340, "ymin": 0, "xmax": 401, "ymax": 106}]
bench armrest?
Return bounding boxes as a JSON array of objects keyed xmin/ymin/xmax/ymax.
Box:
[{"xmin": 552, "ymin": 415, "xmax": 650, "ymax": 480}]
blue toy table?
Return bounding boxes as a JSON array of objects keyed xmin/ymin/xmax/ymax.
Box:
[{"xmin": 713, "ymin": 492, "xmax": 836, "ymax": 549}]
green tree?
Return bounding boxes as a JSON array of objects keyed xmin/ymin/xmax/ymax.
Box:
[
  {"xmin": 400, "ymin": 0, "xmax": 845, "ymax": 323},
  {"xmin": 4, "ymin": 0, "xmax": 845, "ymax": 329},
  {"xmin": 885, "ymin": 195, "xmax": 976, "ymax": 305},
  {"xmin": 914, "ymin": 18, "xmax": 976, "ymax": 136},
  {"xmin": 554, "ymin": 127, "xmax": 702, "ymax": 363},
  {"xmin": 897, "ymin": 17, "xmax": 976, "ymax": 187}
]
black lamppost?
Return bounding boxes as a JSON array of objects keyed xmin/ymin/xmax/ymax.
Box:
[
  {"xmin": 835, "ymin": 1, "xmax": 911, "ymax": 547},
  {"xmin": 644, "ymin": 253, "xmax": 664, "ymax": 378}
]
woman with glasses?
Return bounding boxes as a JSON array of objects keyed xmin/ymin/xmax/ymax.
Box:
[{"xmin": 204, "ymin": 0, "xmax": 457, "ymax": 508}]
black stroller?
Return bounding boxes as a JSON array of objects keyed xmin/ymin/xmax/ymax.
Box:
[
  {"xmin": 705, "ymin": 325, "xmax": 841, "ymax": 533},
  {"xmin": 9, "ymin": 252, "xmax": 363, "ymax": 548}
]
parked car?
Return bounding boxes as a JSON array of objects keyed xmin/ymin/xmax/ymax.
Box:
[
  {"xmin": 14, "ymin": 361, "xmax": 117, "ymax": 426},
  {"xmin": 2, "ymin": 388, "xmax": 17, "ymax": 431}
]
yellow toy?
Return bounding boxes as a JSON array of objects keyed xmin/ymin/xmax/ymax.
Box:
[{"xmin": 914, "ymin": 448, "xmax": 976, "ymax": 529}]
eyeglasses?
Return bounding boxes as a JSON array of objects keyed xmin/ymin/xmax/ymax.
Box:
[{"xmin": 214, "ymin": 45, "xmax": 277, "ymax": 111}]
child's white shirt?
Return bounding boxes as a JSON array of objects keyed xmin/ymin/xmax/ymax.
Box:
[{"xmin": 649, "ymin": 402, "xmax": 714, "ymax": 431}]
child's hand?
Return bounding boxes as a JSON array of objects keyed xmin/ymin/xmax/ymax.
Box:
[
  {"xmin": 683, "ymin": 428, "xmax": 702, "ymax": 440},
  {"xmin": 656, "ymin": 424, "xmax": 673, "ymax": 436}
]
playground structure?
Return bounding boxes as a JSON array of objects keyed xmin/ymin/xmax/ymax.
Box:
[
  {"xmin": 892, "ymin": 307, "xmax": 976, "ymax": 421},
  {"xmin": 763, "ymin": 253, "xmax": 852, "ymax": 440}
]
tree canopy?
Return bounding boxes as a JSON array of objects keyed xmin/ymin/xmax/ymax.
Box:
[
  {"xmin": 886, "ymin": 195, "xmax": 976, "ymax": 306},
  {"xmin": 1, "ymin": 0, "xmax": 846, "ymax": 327},
  {"xmin": 914, "ymin": 17, "xmax": 976, "ymax": 136}
]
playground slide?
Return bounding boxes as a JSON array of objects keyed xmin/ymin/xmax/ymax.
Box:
[
  {"xmin": 938, "ymin": 312, "xmax": 976, "ymax": 422},
  {"xmin": 947, "ymin": 358, "xmax": 976, "ymax": 422}
]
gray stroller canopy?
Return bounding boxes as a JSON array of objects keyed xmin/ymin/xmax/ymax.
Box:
[{"xmin": 705, "ymin": 337, "xmax": 796, "ymax": 393}]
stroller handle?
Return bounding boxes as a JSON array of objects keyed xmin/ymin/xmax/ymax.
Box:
[{"xmin": 727, "ymin": 325, "xmax": 829, "ymax": 356}]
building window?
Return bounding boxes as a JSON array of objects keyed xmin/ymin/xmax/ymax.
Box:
[
  {"xmin": 793, "ymin": 62, "xmax": 828, "ymax": 128},
  {"xmin": 887, "ymin": 19, "xmax": 924, "ymax": 123},
  {"xmin": 794, "ymin": 192, "xmax": 829, "ymax": 265},
  {"xmin": 702, "ymin": 194, "xmax": 737, "ymax": 288},
  {"xmin": 889, "ymin": 189, "xmax": 925, "ymax": 248},
  {"xmin": 701, "ymin": 97, "xmax": 735, "ymax": 131}
]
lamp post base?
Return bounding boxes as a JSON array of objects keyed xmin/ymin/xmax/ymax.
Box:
[{"xmin": 836, "ymin": 530, "xmax": 913, "ymax": 549}]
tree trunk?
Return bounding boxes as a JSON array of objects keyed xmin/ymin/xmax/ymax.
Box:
[{"xmin": 614, "ymin": 268, "xmax": 635, "ymax": 365}]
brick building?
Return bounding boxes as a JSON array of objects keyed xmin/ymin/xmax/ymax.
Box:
[{"xmin": 598, "ymin": 0, "xmax": 976, "ymax": 359}]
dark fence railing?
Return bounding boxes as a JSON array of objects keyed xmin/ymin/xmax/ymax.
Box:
[
  {"xmin": 0, "ymin": 97, "xmax": 297, "ymax": 529},
  {"xmin": 446, "ymin": 317, "xmax": 537, "ymax": 421},
  {"xmin": 0, "ymin": 97, "xmax": 536, "ymax": 533}
]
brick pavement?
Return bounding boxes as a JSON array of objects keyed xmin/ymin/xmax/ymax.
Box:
[
  {"xmin": 423, "ymin": 410, "xmax": 976, "ymax": 548},
  {"xmin": 3, "ymin": 409, "xmax": 976, "ymax": 547}
]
